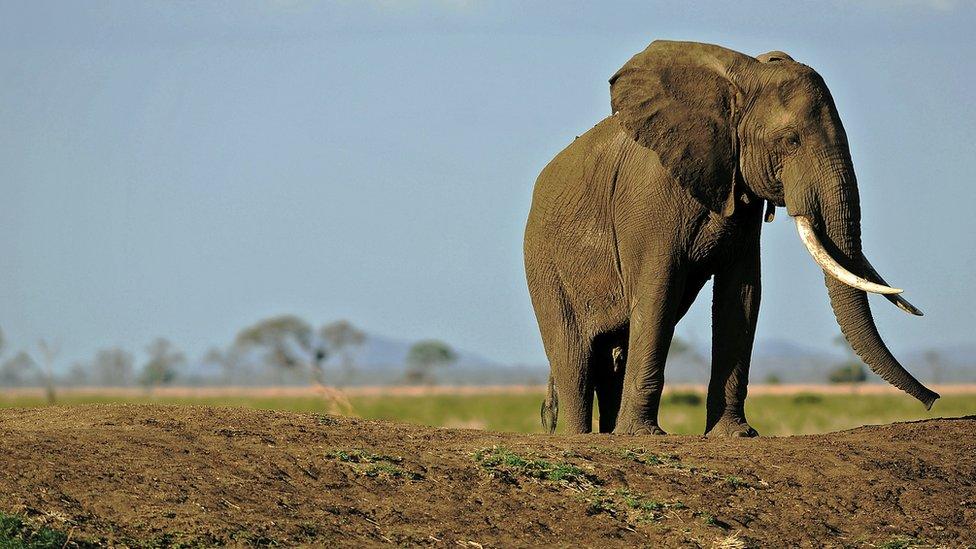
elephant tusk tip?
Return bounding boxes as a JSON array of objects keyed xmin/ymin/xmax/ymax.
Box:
[{"xmin": 794, "ymin": 216, "xmax": 906, "ymax": 296}]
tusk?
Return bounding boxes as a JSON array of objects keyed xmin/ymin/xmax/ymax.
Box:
[
  {"xmin": 795, "ymin": 216, "xmax": 903, "ymax": 295},
  {"xmin": 861, "ymin": 256, "xmax": 924, "ymax": 316}
]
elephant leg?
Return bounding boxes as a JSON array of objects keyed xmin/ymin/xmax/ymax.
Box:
[
  {"xmin": 593, "ymin": 329, "xmax": 627, "ymax": 433},
  {"xmin": 529, "ymin": 272, "xmax": 594, "ymax": 434},
  {"xmin": 614, "ymin": 274, "xmax": 685, "ymax": 435},
  {"xmin": 705, "ymin": 235, "xmax": 761, "ymax": 437}
]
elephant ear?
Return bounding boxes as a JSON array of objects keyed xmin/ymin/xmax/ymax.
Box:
[{"xmin": 609, "ymin": 40, "xmax": 753, "ymax": 216}]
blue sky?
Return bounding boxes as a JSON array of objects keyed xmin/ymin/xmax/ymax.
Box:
[{"xmin": 1, "ymin": 1, "xmax": 974, "ymax": 370}]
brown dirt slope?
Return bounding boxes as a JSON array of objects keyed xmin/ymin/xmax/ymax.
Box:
[{"xmin": 0, "ymin": 405, "xmax": 973, "ymax": 548}]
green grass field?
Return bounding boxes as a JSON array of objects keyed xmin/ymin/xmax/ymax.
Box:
[{"xmin": 2, "ymin": 389, "xmax": 973, "ymax": 436}]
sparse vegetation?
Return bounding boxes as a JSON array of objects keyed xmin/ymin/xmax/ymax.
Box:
[
  {"xmin": 474, "ymin": 446, "xmax": 594, "ymax": 489},
  {"xmin": 583, "ymin": 488, "xmax": 660, "ymax": 521},
  {"xmin": 878, "ymin": 536, "xmax": 926, "ymax": 549},
  {"xmin": 0, "ymin": 512, "xmax": 78, "ymax": 548},
  {"xmin": 614, "ymin": 447, "xmax": 751, "ymax": 488},
  {"xmin": 325, "ymin": 448, "xmax": 424, "ymax": 480}
]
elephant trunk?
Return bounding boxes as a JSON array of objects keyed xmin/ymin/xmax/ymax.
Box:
[{"xmin": 808, "ymin": 154, "xmax": 939, "ymax": 408}]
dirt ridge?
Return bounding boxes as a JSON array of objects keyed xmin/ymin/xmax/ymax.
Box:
[{"xmin": 1, "ymin": 405, "xmax": 974, "ymax": 547}]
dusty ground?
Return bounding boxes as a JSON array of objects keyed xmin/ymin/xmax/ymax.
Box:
[{"xmin": 0, "ymin": 405, "xmax": 973, "ymax": 547}]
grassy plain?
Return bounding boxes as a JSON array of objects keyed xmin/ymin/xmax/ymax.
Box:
[{"xmin": 1, "ymin": 385, "xmax": 973, "ymax": 435}]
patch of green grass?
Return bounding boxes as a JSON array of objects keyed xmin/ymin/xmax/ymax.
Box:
[
  {"xmin": 325, "ymin": 449, "xmax": 402, "ymax": 464},
  {"xmin": 583, "ymin": 489, "xmax": 618, "ymax": 516},
  {"xmin": 618, "ymin": 448, "xmax": 681, "ymax": 467},
  {"xmin": 581, "ymin": 489, "xmax": 686, "ymax": 524},
  {"xmin": 724, "ymin": 476, "xmax": 745, "ymax": 488},
  {"xmin": 0, "ymin": 512, "xmax": 83, "ymax": 549},
  {"xmin": 474, "ymin": 447, "xmax": 595, "ymax": 490},
  {"xmin": 613, "ymin": 447, "xmax": 751, "ymax": 488},
  {"xmin": 878, "ymin": 536, "xmax": 925, "ymax": 549},
  {"xmin": 325, "ymin": 448, "xmax": 423, "ymax": 481}
]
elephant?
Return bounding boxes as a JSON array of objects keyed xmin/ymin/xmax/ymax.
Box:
[{"xmin": 524, "ymin": 40, "xmax": 937, "ymax": 436}]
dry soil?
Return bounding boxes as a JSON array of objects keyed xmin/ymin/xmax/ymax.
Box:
[{"xmin": 0, "ymin": 405, "xmax": 973, "ymax": 547}]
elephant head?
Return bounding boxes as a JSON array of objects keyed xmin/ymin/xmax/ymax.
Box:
[{"xmin": 609, "ymin": 40, "xmax": 938, "ymax": 408}]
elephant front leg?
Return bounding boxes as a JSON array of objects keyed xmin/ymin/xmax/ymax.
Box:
[
  {"xmin": 614, "ymin": 278, "xmax": 684, "ymax": 435},
  {"xmin": 706, "ymin": 238, "xmax": 761, "ymax": 437}
]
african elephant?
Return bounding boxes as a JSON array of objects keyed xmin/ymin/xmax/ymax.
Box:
[{"xmin": 524, "ymin": 40, "xmax": 937, "ymax": 436}]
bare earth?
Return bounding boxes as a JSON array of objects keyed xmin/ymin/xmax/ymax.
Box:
[{"xmin": 1, "ymin": 405, "xmax": 974, "ymax": 547}]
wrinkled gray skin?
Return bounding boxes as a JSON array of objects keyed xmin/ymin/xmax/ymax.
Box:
[{"xmin": 524, "ymin": 40, "xmax": 937, "ymax": 436}]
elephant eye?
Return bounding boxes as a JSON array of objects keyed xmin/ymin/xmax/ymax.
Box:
[{"xmin": 783, "ymin": 133, "xmax": 801, "ymax": 150}]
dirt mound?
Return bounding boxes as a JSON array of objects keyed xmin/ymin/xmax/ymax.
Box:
[{"xmin": 1, "ymin": 405, "xmax": 973, "ymax": 547}]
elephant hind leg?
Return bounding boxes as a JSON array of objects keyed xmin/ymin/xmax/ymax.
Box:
[
  {"xmin": 551, "ymin": 345, "xmax": 594, "ymax": 434},
  {"xmin": 593, "ymin": 327, "xmax": 628, "ymax": 433},
  {"xmin": 527, "ymin": 270, "xmax": 594, "ymax": 434}
]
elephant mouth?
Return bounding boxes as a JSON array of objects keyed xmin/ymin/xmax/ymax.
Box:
[{"xmin": 793, "ymin": 215, "xmax": 923, "ymax": 316}]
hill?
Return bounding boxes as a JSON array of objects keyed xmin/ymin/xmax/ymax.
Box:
[{"xmin": 0, "ymin": 405, "xmax": 974, "ymax": 547}]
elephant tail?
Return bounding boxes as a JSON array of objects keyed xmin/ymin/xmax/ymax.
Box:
[{"xmin": 540, "ymin": 373, "xmax": 558, "ymax": 434}]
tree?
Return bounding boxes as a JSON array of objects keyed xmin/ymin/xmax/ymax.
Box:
[
  {"xmin": 202, "ymin": 346, "xmax": 234, "ymax": 383},
  {"xmin": 36, "ymin": 339, "xmax": 59, "ymax": 403},
  {"xmin": 139, "ymin": 338, "xmax": 184, "ymax": 389},
  {"xmin": 405, "ymin": 340, "xmax": 457, "ymax": 385},
  {"xmin": 0, "ymin": 351, "xmax": 37, "ymax": 386},
  {"xmin": 669, "ymin": 336, "xmax": 690, "ymax": 357},
  {"xmin": 668, "ymin": 334, "xmax": 708, "ymax": 377},
  {"xmin": 320, "ymin": 320, "xmax": 365, "ymax": 385},
  {"xmin": 923, "ymin": 349, "xmax": 943, "ymax": 384},
  {"xmin": 235, "ymin": 315, "xmax": 328, "ymax": 385},
  {"xmin": 828, "ymin": 335, "xmax": 867, "ymax": 384},
  {"xmin": 92, "ymin": 348, "xmax": 135, "ymax": 386},
  {"xmin": 66, "ymin": 362, "xmax": 90, "ymax": 386}
]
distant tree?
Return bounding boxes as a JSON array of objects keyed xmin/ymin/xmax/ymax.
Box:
[
  {"xmin": 828, "ymin": 363, "xmax": 867, "ymax": 383},
  {"xmin": 669, "ymin": 336, "xmax": 690, "ymax": 357},
  {"xmin": 0, "ymin": 351, "xmax": 37, "ymax": 386},
  {"xmin": 923, "ymin": 349, "xmax": 943, "ymax": 384},
  {"xmin": 92, "ymin": 348, "xmax": 135, "ymax": 386},
  {"xmin": 829, "ymin": 335, "xmax": 867, "ymax": 384},
  {"xmin": 235, "ymin": 315, "xmax": 328, "ymax": 385},
  {"xmin": 202, "ymin": 346, "xmax": 234, "ymax": 383},
  {"xmin": 36, "ymin": 339, "xmax": 60, "ymax": 403},
  {"xmin": 139, "ymin": 338, "xmax": 184, "ymax": 389},
  {"xmin": 669, "ymin": 334, "xmax": 708, "ymax": 377},
  {"xmin": 66, "ymin": 362, "xmax": 90, "ymax": 386},
  {"xmin": 320, "ymin": 320, "xmax": 365, "ymax": 385},
  {"xmin": 405, "ymin": 340, "xmax": 457, "ymax": 385},
  {"xmin": 764, "ymin": 373, "xmax": 782, "ymax": 385}
]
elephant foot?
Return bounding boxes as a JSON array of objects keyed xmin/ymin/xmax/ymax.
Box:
[
  {"xmin": 613, "ymin": 418, "xmax": 668, "ymax": 436},
  {"xmin": 706, "ymin": 416, "xmax": 759, "ymax": 438}
]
